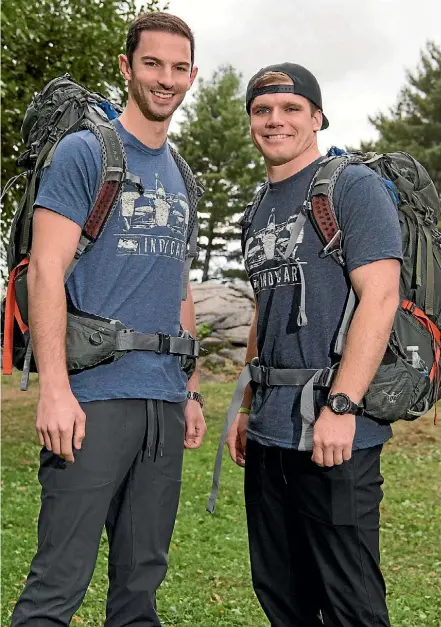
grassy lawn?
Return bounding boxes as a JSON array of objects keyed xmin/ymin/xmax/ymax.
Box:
[{"xmin": 1, "ymin": 372, "xmax": 440, "ymax": 626}]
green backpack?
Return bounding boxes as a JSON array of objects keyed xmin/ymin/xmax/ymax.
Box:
[
  {"xmin": 2, "ymin": 74, "xmax": 202, "ymax": 389},
  {"xmin": 241, "ymin": 149, "xmax": 441, "ymax": 423}
]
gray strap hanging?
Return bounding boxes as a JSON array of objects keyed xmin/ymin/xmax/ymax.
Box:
[
  {"xmin": 282, "ymin": 212, "xmax": 307, "ymax": 261},
  {"xmin": 207, "ymin": 364, "xmax": 252, "ymax": 514},
  {"xmin": 334, "ymin": 288, "xmax": 357, "ymax": 356}
]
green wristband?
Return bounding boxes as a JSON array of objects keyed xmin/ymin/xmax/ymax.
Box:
[{"xmin": 239, "ymin": 407, "xmax": 251, "ymax": 415}]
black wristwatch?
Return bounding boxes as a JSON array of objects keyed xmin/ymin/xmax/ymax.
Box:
[
  {"xmin": 326, "ymin": 393, "xmax": 362, "ymax": 416},
  {"xmin": 187, "ymin": 391, "xmax": 204, "ymax": 408}
]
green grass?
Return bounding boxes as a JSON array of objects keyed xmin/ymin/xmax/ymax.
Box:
[{"xmin": 2, "ymin": 374, "xmax": 440, "ymax": 626}]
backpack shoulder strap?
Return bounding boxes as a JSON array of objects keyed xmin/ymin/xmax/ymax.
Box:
[
  {"xmin": 239, "ymin": 182, "xmax": 268, "ymax": 256},
  {"xmin": 308, "ymin": 154, "xmax": 363, "ymax": 266},
  {"xmin": 168, "ymin": 144, "xmax": 203, "ymax": 300},
  {"xmin": 64, "ymin": 107, "xmax": 129, "ymax": 278}
]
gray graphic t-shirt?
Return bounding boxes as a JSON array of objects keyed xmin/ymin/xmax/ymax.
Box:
[
  {"xmin": 245, "ymin": 159, "xmax": 403, "ymax": 450},
  {"xmin": 35, "ymin": 119, "xmax": 189, "ymax": 403}
]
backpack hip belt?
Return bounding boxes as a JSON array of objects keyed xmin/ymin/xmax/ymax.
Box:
[
  {"xmin": 206, "ymin": 358, "xmax": 338, "ymax": 514},
  {"xmin": 66, "ymin": 306, "xmax": 200, "ymax": 374}
]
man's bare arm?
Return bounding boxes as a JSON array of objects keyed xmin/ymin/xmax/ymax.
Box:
[
  {"xmin": 227, "ymin": 301, "xmax": 258, "ymax": 466},
  {"xmin": 312, "ymin": 258, "xmax": 401, "ymax": 467},
  {"xmin": 241, "ymin": 302, "xmax": 259, "ymax": 409},
  {"xmin": 330, "ymin": 259, "xmax": 401, "ymax": 402},
  {"xmin": 180, "ymin": 283, "xmax": 207, "ymax": 449},
  {"xmin": 180, "ymin": 283, "xmax": 200, "ymax": 393},
  {"xmin": 28, "ymin": 208, "xmax": 86, "ymax": 461}
]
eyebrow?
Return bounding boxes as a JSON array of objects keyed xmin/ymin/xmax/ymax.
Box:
[
  {"xmin": 140, "ymin": 55, "xmax": 190, "ymax": 67},
  {"xmin": 252, "ymin": 100, "xmax": 304, "ymax": 111}
]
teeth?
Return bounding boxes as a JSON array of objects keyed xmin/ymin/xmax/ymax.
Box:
[
  {"xmin": 152, "ymin": 91, "xmax": 173, "ymax": 99},
  {"xmin": 265, "ymin": 135, "xmax": 290, "ymax": 140}
]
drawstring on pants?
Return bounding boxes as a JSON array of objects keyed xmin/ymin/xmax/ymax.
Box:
[{"xmin": 141, "ymin": 399, "xmax": 165, "ymax": 461}]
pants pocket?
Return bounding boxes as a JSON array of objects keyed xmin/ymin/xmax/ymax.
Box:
[{"xmin": 298, "ymin": 459, "xmax": 357, "ymax": 526}]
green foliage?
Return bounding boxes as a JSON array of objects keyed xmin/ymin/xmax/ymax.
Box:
[
  {"xmin": 197, "ymin": 322, "xmax": 212, "ymax": 340},
  {"xmin": 1, "ymin": 0, "xmax": 165, "ymax": 241},
  {"xmin": 170, "ymin": 66, "xmax": 265, "ymax": 281},
  {"xmin": 360, "ymin": 41, "xmax": 441, "ymax": 191}
]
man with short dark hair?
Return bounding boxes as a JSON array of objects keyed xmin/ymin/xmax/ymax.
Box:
[
  {"xmin": 226, "ymin": 63, "xmax": 402, "ymax": 626},
  {"xmin": 12, "ymin": 12, "xmax": 206, "ymax": 627}
]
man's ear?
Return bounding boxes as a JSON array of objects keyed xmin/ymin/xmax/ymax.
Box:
[
  {"xmin": 189, "ymin": 65, "xmax": 199, "ymax": 88},
  {"xmin": 119, "ymin": 54, "xmax": 131, "ymax": 82},
  {"xmin": 312, "ymin": 109, "xmax": 323, "ymax": 132}
]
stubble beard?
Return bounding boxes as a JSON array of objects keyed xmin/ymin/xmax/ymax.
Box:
[{"xmin": 130, "ymin": 76, "xmax": 185, "ymax": 123}]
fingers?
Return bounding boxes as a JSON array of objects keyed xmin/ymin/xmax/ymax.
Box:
[
  {"xmin": 184, "ymin": 419, "xmax": 202, "ymax": 449},
  {"xmin": 36, "ymin": 425, "xmax": 47, "ymax": 448},
  {"xmin": 226, "ymin": 432, "xmax": 238, "ymax": 463},
  {"xmin": 235, "ymin": 433, "xmax": 246, "ymax": 467},
  {"xmin": 312, "ymin": 445, "xmax": 348, "ymax": 467},
  {"xmin": 342, "ymin": 445, "xmax": 352, "ymax": 462},
  {"xmin": 311, "ymin": 444, "xmax": 324, "ymax": 467},
  {"xmin": 184, "ymin": 427, "xmax": 197, "ymax": 449},
  {"xmin": 73, "ymin": 411, "xmax": 86, "ymax": 450},
  {"xmin": 60, "ymin": 426, "xmax": 75, "ymax": 464},
  {"xmin": 192, "ymin": 421, "xmax": 206, "ymax": 448},
  {"xmin": 333, "ymin": 449, "xmax": 344, "ymax": 466}
]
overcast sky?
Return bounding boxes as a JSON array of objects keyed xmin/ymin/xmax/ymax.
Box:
[{"xmin": 166, "ymin": 0, "xmax": 440, "ymax": 152}]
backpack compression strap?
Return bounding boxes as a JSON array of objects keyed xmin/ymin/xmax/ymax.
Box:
[
  {"xmin": 169, "ymin": 145, "xmax": 202, "ymax": 300},
  {"xmin": 239, "ymin": 182, "xmax": 268, "ymax": 256}
]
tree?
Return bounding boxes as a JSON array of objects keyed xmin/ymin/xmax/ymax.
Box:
[
  {"xmin": 360, "ymin": 41, "xmax": 441, "ymax": 190},
  {"xmin": 170, "ymin": 66, "xmax": 265, "ymax": 281},
  {"xmin": 1, "ymin": 0, "xmax": 164, "ymax": 242}
]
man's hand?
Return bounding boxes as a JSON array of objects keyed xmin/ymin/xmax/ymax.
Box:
[
  {"xmin": 227, "ymin": 412, "xmax": 249, "ymax": 467},
  {"xmin": 184, "ymin": 400, "xmax": 207, "ymax": 449},
  {"xmin": 312, "ymin": 407, "xmax": 355, "ymax": 467},
  {"xmin": 36, "ymin": 389, "xmax": 86, "ymax": 463}
]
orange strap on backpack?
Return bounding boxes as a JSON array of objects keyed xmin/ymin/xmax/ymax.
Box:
[
  {"xmin": 402, "ymin": 299, "xmax": 440, "ymax": 423},
  {"xmin": 3, "ymin": 258, "xmax": 30, "ymax": 375}
]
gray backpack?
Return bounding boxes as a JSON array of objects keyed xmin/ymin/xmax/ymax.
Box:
[
  {"xmin": 2, "ymin": 74, "xmax": 202, "ymax": 389},
  {"xmin": 241, "ymin": 150, "xmax": 441, "ymax": 423}
]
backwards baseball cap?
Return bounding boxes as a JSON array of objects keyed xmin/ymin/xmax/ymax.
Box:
[{"xmin": 246, "ymin": 62, "xmax": 329, "ymax": 130}]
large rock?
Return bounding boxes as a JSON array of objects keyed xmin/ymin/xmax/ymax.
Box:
[
  {"xmin": 191, "ymin": 281, "xmax": 254, "ymax": 348},
  {"xmin": 218, "ymin": 347, "xmax": 247, "ymax": 365}
]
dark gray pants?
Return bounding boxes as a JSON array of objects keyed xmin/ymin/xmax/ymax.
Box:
[{"xmin": 11, "ymin": 398, "xmax": 186, "ymax": 627}]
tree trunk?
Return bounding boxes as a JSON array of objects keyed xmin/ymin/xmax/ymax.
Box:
[{"xmin": 202, "ymin": 219, "xmax": 215, "ymax": 282}]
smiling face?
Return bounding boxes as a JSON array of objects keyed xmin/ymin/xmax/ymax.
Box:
[
  {"xmin": 119, "ymin": 30, "xmax": 197, "ymax": 123},
  {"xmin": 249, "ymin": 78, "xmax": 322, "ymax": 168}
]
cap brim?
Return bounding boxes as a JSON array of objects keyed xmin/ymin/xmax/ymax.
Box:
[{"xmin": 321, "ymin": 113, "xmax": 329, "ymax": 130}]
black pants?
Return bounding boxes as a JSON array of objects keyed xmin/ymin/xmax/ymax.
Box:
[
  {"xmin": 11, "ymin": 398, "xmax": 186, "ymax": 627},
  {"xmin": 245, "ymin": 440, "xmax": 390, "ymax": 627}
]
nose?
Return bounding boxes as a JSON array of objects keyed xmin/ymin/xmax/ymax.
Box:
[
  {"xmin": 157, "ymin": 65, "xmax": 174, "ymax": 90},
  {"xmin": 266, "ymin": 108, "xmax": 284, "ymax": 128}
]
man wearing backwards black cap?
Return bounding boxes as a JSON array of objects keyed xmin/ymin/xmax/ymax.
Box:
[{"xmin": 226, "ymin": 63, "xmax": 402, "ymax": 626}]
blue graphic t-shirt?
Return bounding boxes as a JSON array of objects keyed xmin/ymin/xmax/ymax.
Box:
[
  {"xmin": 35, "ymin": 119, "xmax": 189, "ymax": 403},
  {"xmin": 245, "ymin": 159, "xmax": 403, "ymax": 451}
]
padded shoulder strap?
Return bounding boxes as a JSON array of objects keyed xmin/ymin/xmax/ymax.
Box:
[
  {"xmin": 79, "ymin": 107, "xmax": 127, "ymax": 245},
  {"xmin": 309, "ymin": 154, "xmax": 362, "ymax": 266}
]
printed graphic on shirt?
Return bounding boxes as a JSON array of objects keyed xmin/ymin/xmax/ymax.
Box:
[
  {"xmin": 116, "ymin": 174, "xmax": 188, "ymax": 260},
  {"xmin": 245, "ymin": 208, "xmax": 306, "ymax": 294}
]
